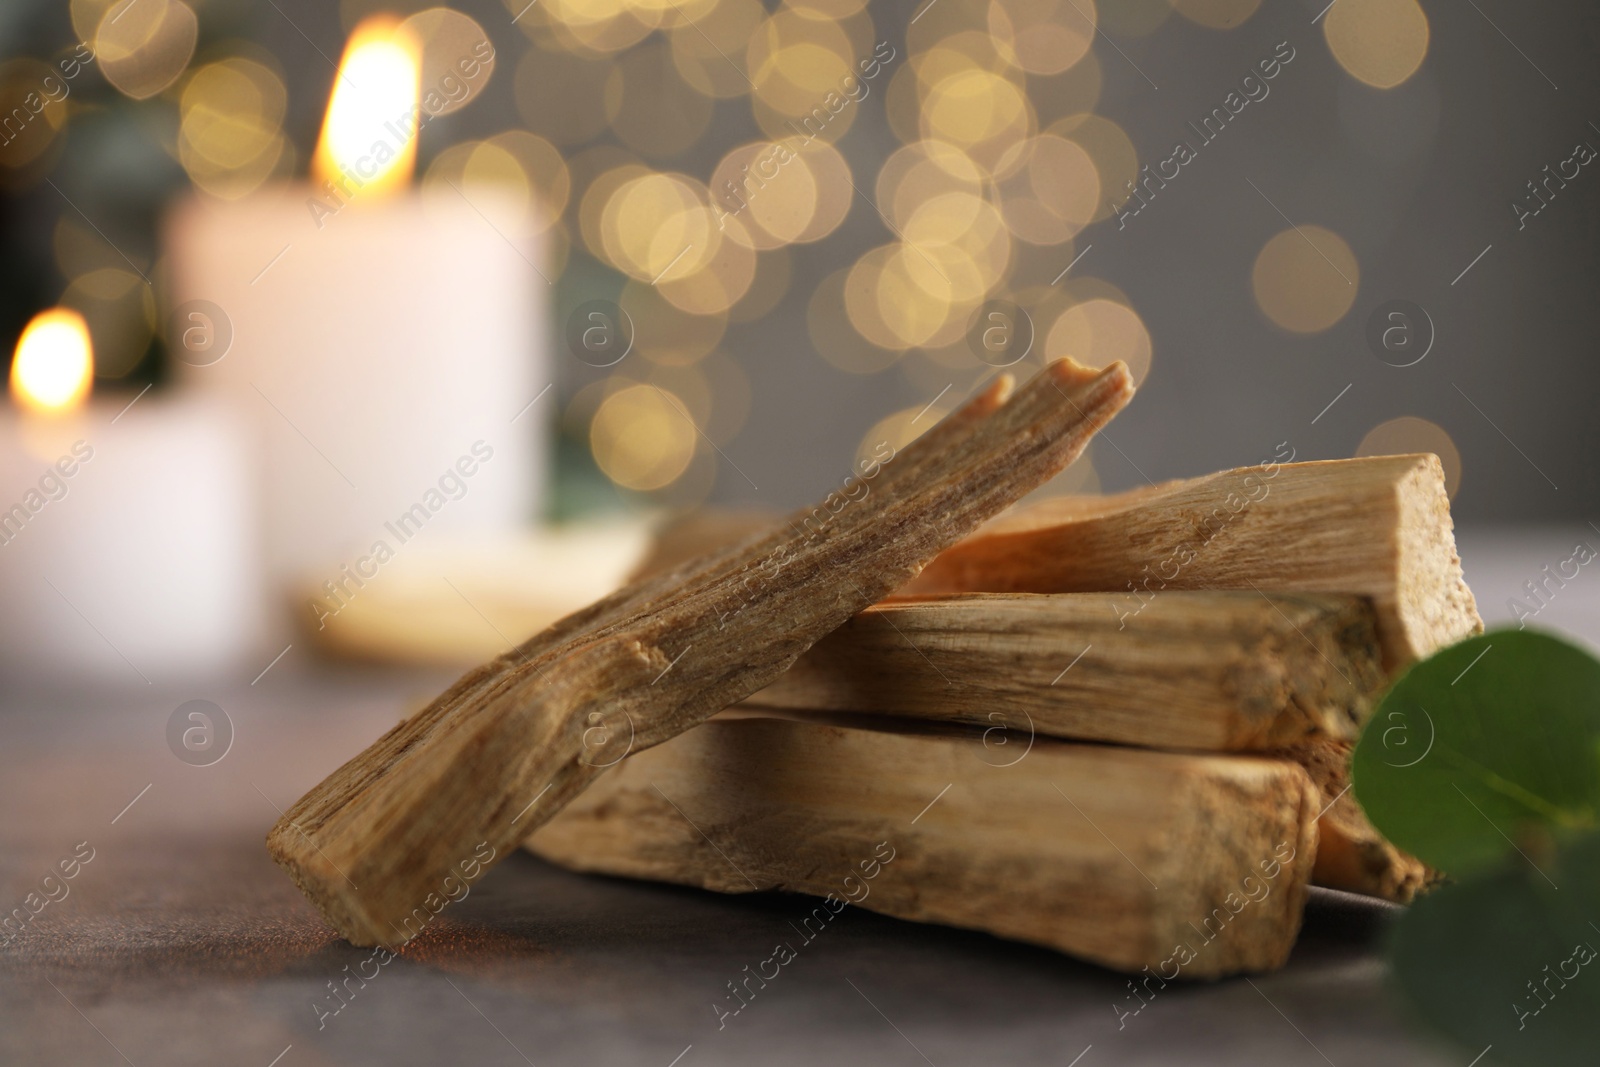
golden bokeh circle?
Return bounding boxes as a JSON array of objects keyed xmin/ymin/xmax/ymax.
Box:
[
  {"xmin": 656, "ymin": 215, "xmax": 759, "ymax": 315},
  {"xmin": 987, "ymin": 0, "xmax": 1096, "ymax": 76},
  {"xmin": 590, "ymin": 383, "xmax": 698, "ymax": 491},
  {"xmin": 598, "ymin": 170, "xmax": 721, "ymax": 282},
  {"xmin": 62, "ymin": 268, "xmax": 156, "ymax": 380},
  {"xmin": 710, "ymin": 141, "xmax": 820, "ymax": 250},
  {"xmin": 96, "ymin": 0, "xmax": 198, "ymax": 101},
  {"xmin": 489, "ymin": 130, "xmax": 572, "ymax": 231},
  {"xmin": 1049, "ymin": 113, "xmax": 1137, "ymax": 223},
  {"xmin": 1251, "ymin": 225, "xmax": 1360, "ymax": 333},
  {"xmin": 790, "ymin": 140, "xmax": 853, "ymax": 244},
  {"xmin": 178, "ymin": 56, "xmax": 291, "ymax": 199},
  {"xmin": 0, "ymin": 60, "xmax": 71, "ymax": 176},
  {"xmin": 399, "ymin": 7, "xmax": 495, "ymax": 116},
  {"xmin": 921, "ymin": 65, "xmax": 1034, "ymax": 176},
  {"xmin": 995, "ymin": 134, "xmax": 1101, "ymax": 245},
  {"xmin": 577, "ymin": 156, "xmax": 649, "ymax": 261},
  {"xmin": 1357, "ymin": 416, "xmax": 1460, "ymax": 499},
  {"xmin": 1044, "ymin": 297, "xmax": 1152, "ymax": 387},
  {"xmin": 878, "ymin": 140, "xmax": 986, "ymax": 231},
  {"xmin": 1323, "ymin": 0, "xmax": 1429, "ymax": 90}
]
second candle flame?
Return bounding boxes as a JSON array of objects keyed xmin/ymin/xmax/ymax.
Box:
[{"xmin": 311, "ymin": 17, "xmax": 421, "ymax": 199}]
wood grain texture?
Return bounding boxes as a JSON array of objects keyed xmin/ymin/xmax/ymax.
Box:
[
  {"xmin": 267, "ymin": 359, "xmax": 1134, "ymax": 947},
  {"xmin": 749, "ymin": 591, "xmax": 1385, "ymax": 751},
  {"xmin": 528, "ymin": 711, "xmax": 1320, "ymax": 977},
  {"xmin": 1276, "ymin": 739, "xmax": 1439, "ymax": 903},
  {"xmin": 904, "ymin": 454, "xmax": 1481, "ymax": 671}
]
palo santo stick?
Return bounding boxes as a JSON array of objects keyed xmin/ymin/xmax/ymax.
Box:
[
  {"xmin": 268, "ymin": 359, "xmax": 1135, "ymax": 946},
  {"xmin": 528, "ymin": 711, "xmax": 1320, "ymax": 978},
  {"xmin": 1275, "ymin": 739, "xmax": 1439, "ymax": 904},
  {"xmin": 904, "ymin": 454, "xmax": 1481, "ymax": 671},
  {"xmin": 749, "ymin": 591, "xmax": 1386, "ymax": 750}
]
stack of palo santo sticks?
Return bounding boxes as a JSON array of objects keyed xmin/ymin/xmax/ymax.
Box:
[{"xmin": 270, "ymin": 359, "xmax": 1480, "ymax": 981}]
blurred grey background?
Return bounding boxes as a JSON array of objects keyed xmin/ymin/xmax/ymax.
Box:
[{"xmin": 3, "ymin": 0, "xmax": 1596, "ymax": 522}]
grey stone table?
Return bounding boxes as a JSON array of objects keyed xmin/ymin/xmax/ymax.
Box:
[{"xmin": 0, "ymin": 528, "xmax": 1580, "ymax": 1066}]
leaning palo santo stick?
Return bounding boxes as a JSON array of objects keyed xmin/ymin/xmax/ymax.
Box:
[
  {"xmin": 528, "ymin": 711, "xmax": 1320, "ymax": 978},
  {"xmin": 268, "ymin": 359, "xmax": 1135, "ymax": 946},
  {"xmin": 904, "ymin": 454, "xmax": 1481, "ymax": 670},
  {"xmin": 749, "ymin": 591, "xmax": 1386, "ymax": 750}
]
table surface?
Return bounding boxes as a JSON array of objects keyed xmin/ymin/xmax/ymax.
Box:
[{"xmin": 0, "ymin": 527, "xmax": 1583, "ymax": 1066}]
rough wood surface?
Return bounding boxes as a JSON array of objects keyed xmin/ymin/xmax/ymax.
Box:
[
  {"xmin": 1276, "ymin": 739, "xmax": 1439, "ymax": 903},
  {"xmin": 902, "ymin": 454, "xmax": 1480, "ymax": 671},
  {"xmin": 528, "ymin": 710, "xmax": 1320, "ymax": 978},
  {"xmin": 749, "ymin": 591, "xmax": 1385, "ymax": 750},
  {"xmin": 267, "ymin": 359, "xmax": 1135, "ymax": 947}
]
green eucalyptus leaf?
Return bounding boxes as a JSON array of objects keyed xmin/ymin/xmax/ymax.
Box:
[
  {"xmin": 1391, "ymin": 832, "xmax": 1600, "ymax": 1066},
  {"xmin": 1352, "ymin": 629, "xmax": 1600, "ymax": 876}
]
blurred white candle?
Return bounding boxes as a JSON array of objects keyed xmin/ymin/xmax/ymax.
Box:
[
  {"xmin": 0, "ymin": 309, "xmax": 258, "ymax": 681},
  {"xmin": 164, "ymin": 17, "xmax": 546, "ymax": 603}
]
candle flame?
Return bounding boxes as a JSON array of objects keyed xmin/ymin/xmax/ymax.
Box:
[
  {"xmin": 11, "ymin": 308, "xmax": 93, "ymax": 416},
  {"xmin": 312, "ymin": 17, "xmax": 420, "ymax": 198}
]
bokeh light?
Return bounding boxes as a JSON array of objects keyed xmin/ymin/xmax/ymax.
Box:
[
  {"xmin": 1049, "ymin": 113, "xmax": 1137, "ymax": 223},
  {"xmin": 0, "ymin": 60, "xmax": 69, "ymax": 182},
  {"xmin": 590, "ymin": 383, "xmax": 699, "ymax": 490},
  {"xmin": 1251, "ymin": 225, "xmax": 1360, "ymax": 333},
  {"xmin": 1324, "ymin": 0, "xmax": 1430, "ymax": 90},
  {"xmin": 178, "ymin": 56, "xmax": 292, "ymax": 199},
  {"xmin": 1044, "ymin": 295, "xmax": 1152, "ymax": 387},
  {"xmin": 748, "ymin": 9, "xmax": 874, "ymax": 142},
  {"xmin": 599, "ymin": 170, "xmax": 721, "ymax": 282},
  {"xmin": 61, "ymin": 268, "xmax": 155, "ymax": 380},
  {"xmin": 423, "ymin": 131, "xmax": 570, "ymax": 235},
  {"xmin": 987, "ymin": 0, "xmax": 1096, "ymax": 76},
  {"xmin": 95, "ymin": 0, "xmax": 198, "ymax": 101},
  {"xmin": 920, "ymin": 63, "xmax": 1035, "ymax": 176},
  {"xmin": 994, "ymin": 134, "xmax": 1101, "ymax": 245},
  {"xmin": 711, "ymin": 141, "xmax": 821, "ymax": 250},
  {"xmin": 656, "ymin": 217, "xmax": 758, "ymax": 314},
  {"xmin": 398, "ymin": 7, "xmax": 495, "ymax": 115}
]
